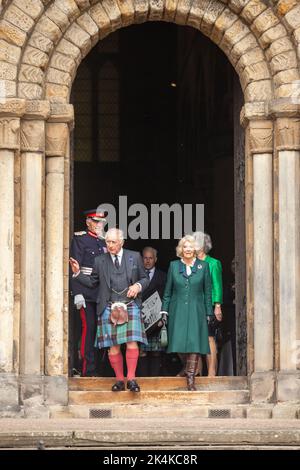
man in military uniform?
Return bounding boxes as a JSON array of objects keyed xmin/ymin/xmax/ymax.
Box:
[{"xmin": 70, "ymin": 209, "xmax": 107, "ymax": 377}]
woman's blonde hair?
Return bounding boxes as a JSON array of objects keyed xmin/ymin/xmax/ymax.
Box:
[{"xmin": 176, "ymin": 235, "xmax": 197, "ymax": 258}]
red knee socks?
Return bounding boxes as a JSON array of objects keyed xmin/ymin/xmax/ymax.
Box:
[
  {"xmin": 108, "ymin": 352, "xmax": 124, "ymax": 381},
  {"xmin": 126, "ymin": 348, "xmax": 139, "ymax": 380}
]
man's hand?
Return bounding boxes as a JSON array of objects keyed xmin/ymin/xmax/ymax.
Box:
[
  {"xmin": 74, "ymin": 294, "xmax": 86, "ymax": 310},
  {"xmin": 69, "ymin": 257, "xmax": 80, "ymax": 274},
  {"xmin": 127, "ymin": 284, "xmax": 141, "ymax": 299},
  {"xmin": 214, "ymin": 304, "xmax": 222, "ymax": 321}
]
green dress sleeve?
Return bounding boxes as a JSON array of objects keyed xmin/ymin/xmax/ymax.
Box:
[
  {"xmin": 211, "ymin": 259, "xmax": 223, "ymax": 304},
  {"xmin": 161, "ymin": 262, "xmax": 174, "ymax": 313},
  {"xmin": 204, "ymin": 262, "xmax": 213, "ymax": 316}
]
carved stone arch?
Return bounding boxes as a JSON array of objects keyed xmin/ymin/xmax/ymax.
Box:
[
  {"xmin": 8, "ymin": 0, "xmax": 297, "ymax": 105},
  {"xmin": 0, "ymin": 1, "xmax": 298, "ymax": 103}
]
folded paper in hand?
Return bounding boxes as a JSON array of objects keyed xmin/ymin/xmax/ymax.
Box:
[{"xmin": 141, "ymin": 291, "xmax": 162, "ymax": 335}]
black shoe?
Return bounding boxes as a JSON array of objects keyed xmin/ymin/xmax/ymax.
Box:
[
  {"xmin": 127, "ymin": 379, "xmax": 140, "ymax": 392},
  {"xmin": 112, "ymin": 380, "xmax": 125, "ymax": 392}
]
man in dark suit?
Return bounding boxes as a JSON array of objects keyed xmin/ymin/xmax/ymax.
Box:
[
  {"xmin": 70, "ymin": 228, "xmax": 149, "ymax": 392},
  {"xmin": 139, "ymin": 247, "xmax": 167, "ymax": 376}
]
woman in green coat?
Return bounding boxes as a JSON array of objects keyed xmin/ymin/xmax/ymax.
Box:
[{"xmin": 161, "ymin": 235, "xmax": 213, "ymax": 390}]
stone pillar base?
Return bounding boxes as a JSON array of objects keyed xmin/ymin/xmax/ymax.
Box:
[
  {"xmin": 277, "ymin": 371, "xmax": 300, "ymax": 403},
  {"xmin": 250, "ymin": 371, "xmax": 276, "ymax": 403},
  {"xmin": 19, "ymin": 374, "xmax": 47, "ymax": 418},
  {"xmin": 0, "ymin": 373, "xmax": 18, "ymax": 409},
  {"xmin": 19, "ymin": 374, "xmax": 68, "ymax": 418},
  {"xmin": 44, "ymin": 376, "xmax": 68, "ymax": 406}
]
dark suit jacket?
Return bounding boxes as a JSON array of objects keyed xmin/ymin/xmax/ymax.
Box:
[
  {"xmin": 76, "ymin": 249, "xmax": 150, "ymax": 315},
  {"xmin": 142, "ymin": 268, "xmax": 167, "ymax": 302}
]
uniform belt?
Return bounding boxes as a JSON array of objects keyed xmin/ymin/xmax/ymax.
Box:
[{"xmin": 80, "ymin": 267, "xmax": 93, "ymax": 275}]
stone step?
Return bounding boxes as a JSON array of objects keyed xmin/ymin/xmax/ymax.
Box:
[
  {"xmin": 50, "ymin": 403, "xmax": 249, "ymax": 419},
  {"xmin": 68, "ymin": 389, "xmax": 250, "ymax": 405},
  {"xmin": 69, "ymin": 376, "xmax": 248, "ymax": 391}
]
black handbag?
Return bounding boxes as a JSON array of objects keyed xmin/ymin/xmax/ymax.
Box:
[
  {"xmin": 207, "ymin": 315, "xmax": 223, "ymax": 344},
  {"xmin": 146, "ymin": 318, "xmax": 164, "ymax": 337}
]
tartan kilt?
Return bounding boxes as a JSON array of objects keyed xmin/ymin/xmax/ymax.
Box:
[{"xmin": 95, "ymin": 301, "xmax": 148, "ymax": 349}]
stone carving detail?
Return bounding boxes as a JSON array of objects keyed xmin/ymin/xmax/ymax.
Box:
[
  {"xmin": 89, "ymin": 3, "xmax": 112, "ymax": 39},
  {"xmin": 25, "ymin": 100, "xmax": 50, "ymax": 120},
  {"xmin": 46, "ymin": 122, "xmax": 68, "ymax": 157},
  {"xmin": 249, "ymin": 120, "xmax": 274, "ymax": 154},
  {"xmin": 21, "ymin": 120, "xmax": 45, "ymax": 152},
  {"xmin": 22, "ymin": 46, "xmax": 48, "ymax": 69},
  {"xmin": 149, "ymin": 0, "xmax": 164, "ymax": 21},
  {"xmin": 19, "ymin": 64, "xmax": 44, "ymax": 84},
  {"xmin": 0, "ymin": 118, "xmax": 20, "ymax": 150},
  {"xmin": 201, "ymin": 2, "xmax": 225, "ymax": 37},
  {"xmin": 277, "ymin": 118, "xmax": 300, "ymax": 151},
  {"xmin": 64, "ymin": 23, "xmax": 91, "ymax": 55},
  {"xmin": 18, "ymin": 82, "xmax": 43, "ymax": 100},
  {"xmin": 5, "ymin": 5, "xmax": 35, "ymax": 32},
  {"xmin": 0, "ymin": 61, "xmax": 17, "ymax": 80},
  {"xmin": 0, "ymin": 98, "xmax": 25, "ymax": 117},
  {"xmin": 28, "ymin": 31, "xmax": 54, "ymax": 54}
]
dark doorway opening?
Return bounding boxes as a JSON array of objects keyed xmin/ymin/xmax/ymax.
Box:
[{"xmin": 70, "ymin": 22, "xmax": 245, "ymax": 378}]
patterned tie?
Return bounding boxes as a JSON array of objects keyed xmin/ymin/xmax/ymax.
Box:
[
  {"xmin": 114, "ymin": 254, "xmax": 120, "ymax": 269},
  {"xmin": 146, "ymin": 269, "xmax": 151, "ymax": 279}
]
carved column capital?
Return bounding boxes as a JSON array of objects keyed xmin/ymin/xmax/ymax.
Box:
[
  {"xmin": 46, "ymin": 122, "xmax": 69, "ymax": 157},
  {"xmin": 0, "ymin": 99, "xmax": 26, "ymax": 118},
  {"xmin": 48, "ymin": 103, "xmax": 74, "ymax": 127},
  {"xmin": 248, "ymin": 120, "xmax": 274, "ymax": 154},
  {"xmin": 276, "ymin": 118, "xmax": 300, "ymax": 151},
  {"xmin": 0, "ymin": 118, "xmax": 20, "ymax": 150},
  {"xmin": 24, "ymin": 100, "xmax": 51, "ymax": 121},
  {"xmin": 21, "ymin": 120, "xmax": 45, "ymax": 153}
]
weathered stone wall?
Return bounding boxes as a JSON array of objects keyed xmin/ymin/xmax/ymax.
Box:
[{"xmin": 0, "ymin": 0, "xmax": 299, "ymax": 415}]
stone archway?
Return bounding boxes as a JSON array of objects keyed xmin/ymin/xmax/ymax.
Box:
[{"xmin": 0, "ymin": 0, "xmax": 300, "ymax": 415}]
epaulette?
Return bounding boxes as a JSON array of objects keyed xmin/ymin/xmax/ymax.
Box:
[{"xmin": 74, "ymin": 231, "xmax": 86, "ymax": 236}]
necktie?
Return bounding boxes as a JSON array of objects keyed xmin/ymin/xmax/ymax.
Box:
[
  {"xmin": 146, "ymin": 269, "xmax": 151, "ymax": 279},
  {"xmin": 114, "ymin": 255, "xmax": 120, "ymax": 269}
]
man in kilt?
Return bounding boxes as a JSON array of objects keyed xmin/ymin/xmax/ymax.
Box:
[{"xmin": 69, "ymin": 228, "xmax": 150, "ymax": 392}]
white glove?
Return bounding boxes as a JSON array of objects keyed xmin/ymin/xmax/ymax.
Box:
[{"xmin": 74, "ymin": 294, "xmax": 86, "ymax": 310}]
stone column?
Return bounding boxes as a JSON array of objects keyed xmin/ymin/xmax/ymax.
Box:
[
  {"xmin": 0, "ymin": 112, "xmax": 21, "ymax": 410},
  {"xmin": 276, "ymin": 117, "xmax": 300, "ymax": 402},
  {"xmin": 44, "ymin": 104, "xmax": 73, "ymax": 405},
  {"xmin": 19, "ymin": 101, "xmax": 50, "ymax": 417},
  {"xmin": 248, "ymin": 120, "xmax": 275, "ymax": 403}
]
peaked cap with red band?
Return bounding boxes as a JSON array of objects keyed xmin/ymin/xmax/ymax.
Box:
[{"xmin": 83, "ymin": 209, "xmax": 107, "ymax": 221}]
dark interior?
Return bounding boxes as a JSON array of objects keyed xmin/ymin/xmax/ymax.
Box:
[{"xmin": 70, "ymin": 22, "xmax": 243, "ymax": 376}]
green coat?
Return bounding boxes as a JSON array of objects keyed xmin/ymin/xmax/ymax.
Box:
[
  {"xmin": 161, "ymin": 259, "xmax": 213, "ymax": 354},
  {"xmin": 204, "ymin": 255, "xmax": 223, "ymax": 305}
]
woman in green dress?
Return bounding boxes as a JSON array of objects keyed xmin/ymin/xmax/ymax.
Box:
[{"xmin": 161, "ymin": 235, "xmax": 213, "ymax": 390}]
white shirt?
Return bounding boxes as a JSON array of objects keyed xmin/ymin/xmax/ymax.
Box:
[
  {"xmin": 110, "ymin": 248, "xmax": 123, "ymax": 266},
  {"xmin": 147, "ymin": 267, "xmax": 155, "ymax": 281}
]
